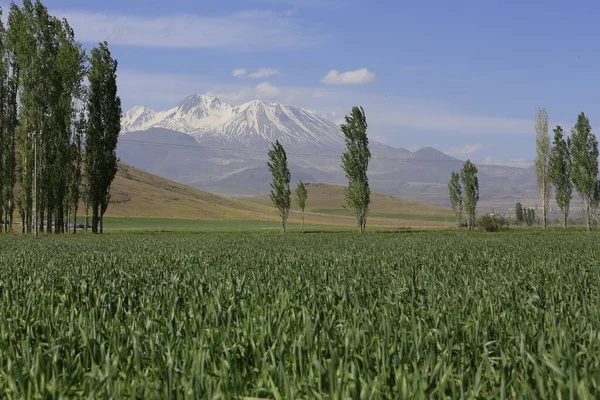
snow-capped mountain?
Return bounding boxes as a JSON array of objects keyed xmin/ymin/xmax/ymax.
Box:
[
  {"xmin": 121, "ymin": 106, "xmax": 156, "ymax": 132},
  {"xmin": 118, "ymin": 94, "xmax": 537, "ymax": 207},
  {"xmin": 121, "ymin": 94, "xmax": 344, "ymax": 150}
]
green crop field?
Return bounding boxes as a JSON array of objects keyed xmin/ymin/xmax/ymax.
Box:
[{"xmin": 1, "ymin": 230, "xmax": 600, "ymax": 398}]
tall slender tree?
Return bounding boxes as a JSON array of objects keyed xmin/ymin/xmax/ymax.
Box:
[
  {"xmin": 85, "ymin": 42, "xmax": 121, "ymax": 234},
  {"xmin": 515, "ymin": 203, "xmax": 524, "ymax": 226},
  {"xmin": 461, "ymin": 160, "xmax": 479, "ymax": 230},
  {"xmin": 549, "ymin": 126, "xmax": 572, "ymax": 228},
  {"xmin": 448, "ymin": 171, "xmax": 462, "ymax": 229},
  {"xmin": 267, "ymin": 140, "xmax": 291, "ymax": 233},
  {"xmin": 0, "ymin": 11, "xmax": 6, "ymax": 231},
  {"xmin": 570, "ymin": 112, "xmax": 599, "ymax": 231},
  {"xmin": 296, "ymin": 180, "xmax": 307, "ymax": 233},
  {"xmin": 341, "ymin": 106, "xmax": 371, "ymax": 233},
  {"xmin": 535, "ymin": 108, "xmax": 552, "ymax": 229}
]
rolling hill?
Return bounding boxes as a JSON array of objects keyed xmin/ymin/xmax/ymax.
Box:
[
  {"xmin": 103, "ymin": 163, "xmax": 273, "ymax": 220},
  {"xmin": 102, "ymin": 165, "xmax": 454, "ymax": 229},
  {"xmin": 245, "ymin": 183, "xmax": 455, "ymax": 227}
]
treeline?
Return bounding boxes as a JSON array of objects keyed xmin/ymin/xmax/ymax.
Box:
[
  {"xmin": 0, "ymin": 0, "xmax": 121, "ymax": 235},
  {"xmin": 534, "ymin": 110, "xmax": 598, "ymax": 231}
]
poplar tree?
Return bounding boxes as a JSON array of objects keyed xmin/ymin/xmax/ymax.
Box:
[
  {"xmin": 448, "ymin": 171, "xmax": 463, "ymax": 229},
  {"xmin": 549, "ymin": 126, "xmax": 572, "ymax": 228},
  {"xmin": 296, "ymin": 180, "xmax": 307, "ymax": 233},
  {"xmin": 85, "ymin": 42, "xmax": 121, "ymax": 234},
  {"xmin": 570, "ymin": 113, "xmax": 599, "ymax": 231},
  {"xmin": 535, "ymin": 108, "xmax": 552, "ymax": 229},
  {"xmin": 461, "ymin": 160, "xmax": 479, "ymax": 230},
  {"xmin": 267, "ymin": 140, "xmax": 291, "ymax": 233},
  {"xmin": 515, "ymin": 203, "xmax": 524, "ymax": 226},
  {"xmin": 341, "ymin": 106, "xmax": 371, "ymax": 233},
  {"xmin": 0, "ymin": 13, "xmax": 6, "ymax": 230}
]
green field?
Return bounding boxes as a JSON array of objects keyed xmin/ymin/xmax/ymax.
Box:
[
  {"xmin": 100, "ymin": 217, "xmax": 366, "ymax": 232},
  {"xmin": 1, "ymin": 230, "xmax": 600, "ymax": 398}
]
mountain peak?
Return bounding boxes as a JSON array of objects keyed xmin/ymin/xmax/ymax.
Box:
[
  {"xmin": 177, "ymin": 94, "xmax": 223, "ymax": 110},
  {"xmin": 121, "ymin": 93, "xmax": 344, "ymax": 150},
  {"xmin": 412, "ymin": 147, "xmax": 458, "ymax": 161}
]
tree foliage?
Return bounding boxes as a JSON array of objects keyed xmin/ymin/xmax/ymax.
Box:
[
  {"xmin": 460, "ymin": 160, "xmax": 479, "ymax": 230},
  {"xmin": 448, "ymin": 171, "xmax": 463, "ymax": 229},
  {"xmin": 524, "ymin": 208, "xmax": 537, "ymax": 227},
  {"xmin": 267, "ymin": 140, "xmax": 291, "ymax": 233},
  {"xmin": 515, "ymin": 203, "xmax": 524, "ymax": 226},
  {"xmin": 0, "ymin": 1, "xmax": 121, "ymax": 236},
  {"xmin": 570, "ymin": 113, "xmax": 599, "ymax": 231},
  {"xmin": 341, "ymin": 106, "xmax": 371, "ymax": 233},
  {"xmin": 85, "ymin": 42, "xmax": 122, "ymax": 234},
  {"xmin": 535, "ymin": 108, "xmax": 552, "ymax": 229},
  {"xmin": 296, "ymin": 180, "xmax": 307, "ymax": 233},
  {"xmin": 549, "ymin": 126, "xmax": 572, "ymax": 228}
]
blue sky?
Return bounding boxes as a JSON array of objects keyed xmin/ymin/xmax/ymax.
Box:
[{"xmin": 22, "ymin": 0, "xmax": 600, "ymax": 165}]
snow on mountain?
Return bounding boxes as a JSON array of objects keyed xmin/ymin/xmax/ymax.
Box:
[
  {"xmin": 121, "ymin": 94, "xmax": 343, "ymax": 150},
  {"xmin": 121, "ymin": 106, "xmax": 156, "ymax": 132}
]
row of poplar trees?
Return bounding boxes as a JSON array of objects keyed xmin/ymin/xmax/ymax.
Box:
[
  {"xmin": 0, "ymin": 0, "xmax": 121, "ymax": 235},
  {"xmin": 448, "ymin": 161, "xmax": 479, "ymax": 230},
  {"xmin": 535, "ymin": 109, "xmax": 599, "ymax": 231},
  {"xmin": 268, "ymin": 106, "xmax": 371, "ymax": 233}
]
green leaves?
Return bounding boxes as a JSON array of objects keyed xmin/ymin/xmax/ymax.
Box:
[
  {"xmin": 549, "ymin": 126, "xmax": 572, "ymax": 228},
  {"xmin": 570, "ymin": 113, "xmax": 599, "ymax": 231},
  {"xmin": 86, "ymin": 41, "xmax": 122, "ymax": 233},
  {"xmin": 267, "ymin": 140, "xmax": 291, "ymax": 233},
  {"xmin": 295, "ymin": 181, "xmax": 307, "ymax": 233},
  {"xmin": 460, "ymin": 160, "xmax": 479, "ymax": 230},
  {"xmin": 448, "ymin": 171, "xmax": 462, "ymax": 229},
  {"xmin": 341, "ymin": 106, "xmax": 371, "ymax": 233}
]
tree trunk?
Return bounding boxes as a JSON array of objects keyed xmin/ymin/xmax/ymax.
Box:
[
  {"xmin": 56, "ymin": 207, "xmax": 63, "ymax": 234},
  {"xmin": 542, "ymin": 196, "xmax": 547, "ymax": 229},
  {"xmin": 73, "ymin": 211, "xmax": 77, "ymax": 234},
  {"xmin": 39, "ymin": 209, "xmax": 45, "ymax": 233},
  {"xmin": 100, "ymin": 214, "xmax": 103, "ymax": 234},
  {"xmin": 586, "ymin": 201, "xmax": 591, "ymax": 232},
  {"xmin": 92, "ymin": 204, "xmax": 99, "ymax": 234},
  {"xmin": 563, "ymin": 209, "xmax": 568, "ymax": 229},
  {"xmin": 301, "ymin": 212, "xmax": 305, "ymax": 234},
  {"xmin": 46, "ymin": 208, "xmax": 52, "ymax": 234}
]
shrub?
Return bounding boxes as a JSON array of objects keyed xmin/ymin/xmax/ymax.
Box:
[{"xmin": 478, "ymin": 214, "xmax": 509, "ymax": 232}]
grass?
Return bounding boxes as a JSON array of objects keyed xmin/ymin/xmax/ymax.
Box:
[
  {"xmin": 1, "ymin": 230, "xmax": 600, "ymax": 398},
  {"xmin": 311, "ymin": 208, "xmax": 450, "ymax": 222},
  {"xmin": 100, "ymin": 217, "xmax": 357, "ymax": 232}
]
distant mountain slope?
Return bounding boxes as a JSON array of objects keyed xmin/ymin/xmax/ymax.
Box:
[{"xmin": 104, "ymin": 163, "xmax": 273, "ymax": 219}]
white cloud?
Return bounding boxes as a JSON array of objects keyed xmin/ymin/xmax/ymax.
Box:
[
  {"xmin": 321, "ymin": 68, "xmax": 377, "ymax": 85},
  {"xmin": 249, "ymin": 68, "xmax": 280, "ymax": 78},
  {"xmin": 479, "ymin": 157, "xmax": 533, "ymax": 168},
  {"xmin": 57, "ymin": 10, "xmax": 319, "ymax": 50},
  {"xmin": 232, "ymin": 69, "xmax": 247, "ymax": 77},
  {"xmin": 256, "ymin": 82, "xmax": 281, "ymax": 98}
]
